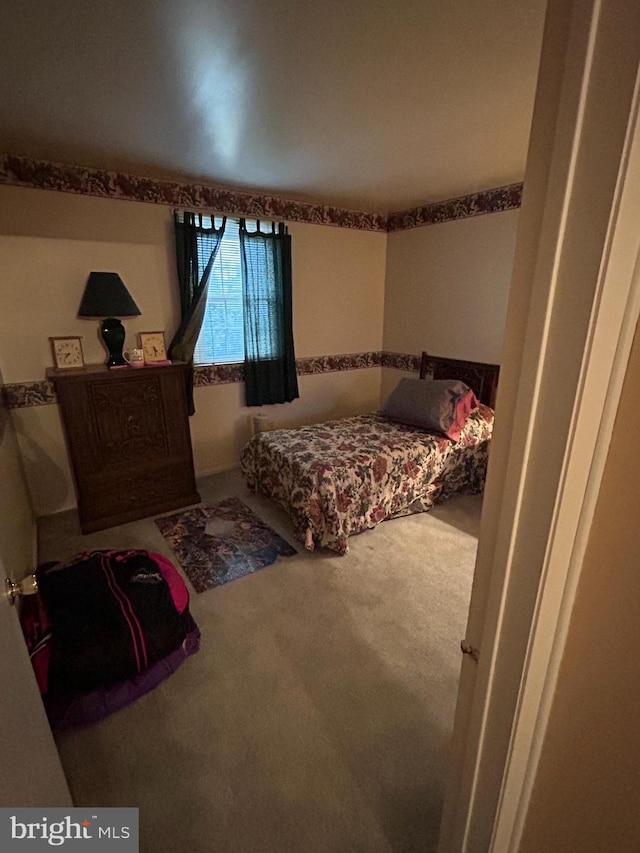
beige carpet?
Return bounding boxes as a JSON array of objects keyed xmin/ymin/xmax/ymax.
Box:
[{"xmin": 37, "ymin": 469, "xmax": 482, "ymax": 853}]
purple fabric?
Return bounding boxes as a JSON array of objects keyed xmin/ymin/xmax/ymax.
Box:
[{"xmin": 46, "ymin": 617, "xmax": 201, "ymax": 731}]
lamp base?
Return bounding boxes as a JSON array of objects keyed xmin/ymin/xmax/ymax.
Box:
[{"xmin": 100, "ymin": 317, "xmax": 127, "ymax": 368}]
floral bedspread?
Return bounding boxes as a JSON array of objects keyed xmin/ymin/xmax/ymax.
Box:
[{"xmin": 240, "ymin": 405, "xmax": 494, "ymax": 554}]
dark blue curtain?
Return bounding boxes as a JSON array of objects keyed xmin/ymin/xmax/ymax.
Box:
[
  {"xmin": 169, "ymin": 212, "xmax": 226, "ymax": 414},
  {"xmin": 239, "ymin": 219, "xmax": 299, "ymax": 407}
]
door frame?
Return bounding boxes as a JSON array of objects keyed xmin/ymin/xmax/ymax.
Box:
[
  {"xmin": 439, "ymin": 0, "xmax": 640, "ymax": 849},
  {"xmin": 0, "ymin": 549, "xmax": 72, "ymax": 807}
]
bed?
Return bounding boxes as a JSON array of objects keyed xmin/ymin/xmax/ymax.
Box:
[{"xmin": 240, "ymin": 353, "xmax": 499, "ymax": 554}]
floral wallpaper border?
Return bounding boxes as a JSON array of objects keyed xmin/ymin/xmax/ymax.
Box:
[
  {"xmin": 380, "ymin": 351, "xmax": 421, "ymax": 372},
  {"xmin": 0, "ymin": 155, "xmax": 387, "ymax": 232},
  {"xmin": 3, "ymin": 380, "xmax": 57, "ymax": 410},
  {"xmin": 194, "ymin": 350, "xmax": 384, "ymax": 386},
  {"xmin": 3, "ymin": 351, "xmax": 421, "ymax": 409},
  {"xmin": 1, "ymin": 154, "xmax": 522, "ymax": 232},
  {"xmin": 386, "ymin": 183, "xmax": 523, "ymax": 231}
]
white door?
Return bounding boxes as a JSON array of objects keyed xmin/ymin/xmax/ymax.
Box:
[
  {"xmin": 439, "ymin": 0, "xmax": 640, "ymax": 849},
  {"xmin": 0, "ymin": 554, "xmax": 72, "ymax": 806}
]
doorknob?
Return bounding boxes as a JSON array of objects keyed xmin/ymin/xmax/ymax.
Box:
[{"xmin": 4, "ymin": 574, "xmax": 38, "ymax": 606}]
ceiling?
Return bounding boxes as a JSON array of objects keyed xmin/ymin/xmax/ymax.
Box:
[{"xmin": 0, "ymin": 0, "xmax": 547, "ymax": 214}]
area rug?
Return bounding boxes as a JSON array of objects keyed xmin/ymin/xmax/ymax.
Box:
[{"xmin": 154, "ymin": 497, "xmax": 297, "ymax": 592}]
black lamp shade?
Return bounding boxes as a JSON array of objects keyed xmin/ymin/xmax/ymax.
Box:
[
  {"xmin": 78, "ymin": 272, "xmax": 141, "ymax": 368},
  {"xmin": 77, "ymin": 272, "xmax": 141, "ymax": 318}
]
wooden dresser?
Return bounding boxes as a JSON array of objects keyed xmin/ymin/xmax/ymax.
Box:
[{"xmin": 47, "ymin": 362, "xmax": 200, "ymax": 533}]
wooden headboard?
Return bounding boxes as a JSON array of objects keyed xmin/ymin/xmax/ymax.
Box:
[{"xmin": 419, "ymin": 352, "xmax": 500, "ymax": 408}]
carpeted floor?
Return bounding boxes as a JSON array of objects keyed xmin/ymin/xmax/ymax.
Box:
[{"xmin": 37, "ymin": 469, "xmax": 482, "ymax": 853}]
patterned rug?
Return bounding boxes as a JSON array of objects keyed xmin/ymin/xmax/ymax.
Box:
[{"xmin": 154, "ymin": 497, "xmax": 297, "ymax": 592}]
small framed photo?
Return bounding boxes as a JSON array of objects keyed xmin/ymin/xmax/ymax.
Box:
[
  {"xmin": 49, "ymin": 336, "xmax": 85, "ymax": 370},
  {"xmin": 138, "ymin": 331, "xmax": 169, "ymax": 364}
]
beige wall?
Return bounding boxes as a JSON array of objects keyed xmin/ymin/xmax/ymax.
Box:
[
  {"xmin": 0, "ymin": 186, "xmax": 387, "ymax": 516},
  {"xmin": 190, "ymin": 369, "xmax": 383, "ymax": 477},
  {"xmin": 383, "ymin": 209, "xmax": 519, "ymax": 365},
  {"xmin": 519, "ymin": 319, "xmax": 640, "ymax": 852},
  {"xmin": 288, "ymin": 219, "xmax": 386, "ymax": 357}
]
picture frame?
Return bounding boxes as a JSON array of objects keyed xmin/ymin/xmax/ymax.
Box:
[
  {"xmin": 138, "ymin": 331, "xmax": 169, "ymax": 364},
  {"xmin": 49, "ymin": 336, "xmax": 85, "ymax": 370}
]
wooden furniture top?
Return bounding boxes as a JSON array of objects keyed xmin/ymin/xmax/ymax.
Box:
[{"xmin": 46, "ymin": 361, "xmax": 185, "ymax": 381}]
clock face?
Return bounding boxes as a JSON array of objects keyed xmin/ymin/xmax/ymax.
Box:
[
  {"xmin": 140, "ymin": 332, "xmax": 167, "ymax": 362},
  {"xmin": 51, "ymin": 338, "xmax": 84, "ymax": 369}
]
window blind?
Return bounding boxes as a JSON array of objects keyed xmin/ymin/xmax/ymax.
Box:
[
  {"xmin": 194, "ymin": 217, "xmax": 245, "ymax": 365},
  {"xmin": 178, "ymin": 213, "xmax": 279, "ymax": 366}
]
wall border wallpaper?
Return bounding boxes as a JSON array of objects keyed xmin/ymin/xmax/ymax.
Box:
[
  {"xmin": 386, "ymin": 183, "xmax": 523, "ymax": 231},
  {"xmin": 3, "ymin": 352, "xmax": 422, "ymax": 410},
  {"xmin": 1, "ymin": 154, "xmax": 522, "ymax": 232},
  {"xmin": 0, "ymin": 155, "xmax": 387, "ymax": 232}
]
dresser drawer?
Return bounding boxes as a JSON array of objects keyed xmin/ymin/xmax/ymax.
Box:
[{"xmin": 78, "ymin": 463, "xmax": 198, "ymax": 529}]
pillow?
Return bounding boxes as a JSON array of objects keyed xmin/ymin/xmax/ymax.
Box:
[{"xmin": 381, "ymin": 378, "xmax": 478, "ymax": 441}]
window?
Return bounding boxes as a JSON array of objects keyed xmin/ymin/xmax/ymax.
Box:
[
  {"xmin": 174, "ymin": 210, "xmax": 298, "ymax": 407},
  {"xmin": 193, "ymin": 216, "xmax": 244, "ymax": 365},
  {"xmin": 192, "ymin": 215, "xmax": 280, "ymax": 366}
]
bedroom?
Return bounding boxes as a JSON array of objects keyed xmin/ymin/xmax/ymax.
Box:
[
  {"xmin": 3, "ymin": 1, "xmax": 640, "ymax": 851},
  {"xmin": 0, "ymin": 181, "xmax": 518, "ymax": 520},
  {"xmin": 0, "ymin": 166, "xmax": 518, "ymax": 853}
]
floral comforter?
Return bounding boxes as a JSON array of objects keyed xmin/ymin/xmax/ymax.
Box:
[{"xmin": 240, "ymin": 405, "xmax": 494, "ymax": 554}]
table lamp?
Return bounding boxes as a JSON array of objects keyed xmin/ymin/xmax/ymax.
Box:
[{"xmin": 77, "ymin": 272, "xmax": 141, "ymax": 368}]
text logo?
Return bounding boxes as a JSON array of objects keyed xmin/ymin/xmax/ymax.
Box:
[{"xmin": 1, "ymin": 809, "xmax": 138, "ymax": 850}]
